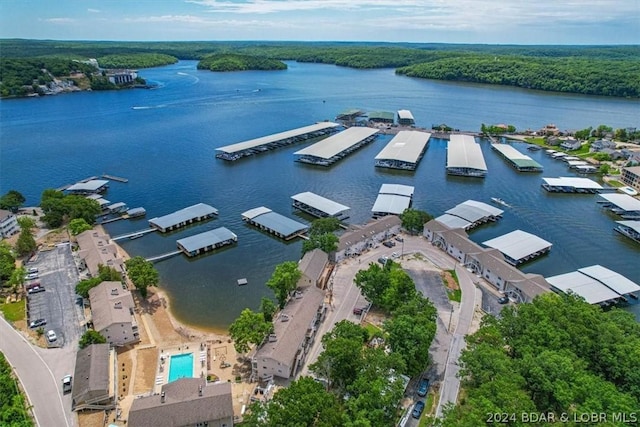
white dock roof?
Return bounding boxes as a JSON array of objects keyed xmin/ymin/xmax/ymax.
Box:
[
  {"xmin": 374, "ymin": 131, "xmax": 431, "ymax": 163},
  {"xmin": 176, "ymin": 227, "xmax": 237, "ymax": 253},
  {"xmin": 216, "ymin": 122, "xmax": 340, "ymax": 154},
  {"xmin": 67, "ymin": 180, "xmax": 109, "ymax": 192},
  {"xmin": 483, "ymin": 229, "xmax": 552, "ymax": 261},
  {"xmin": 435, "ymin": 214, "xmax": 472, "ymax": 229},
  {"xmin": 293, "ymin": 127, "xmax": 378, "ymax": 159},
  {"xmin": 379, "ymin": 184, "xmax": 414, "ymax": 197},
  {"xmin": 542, "ymin": 177, "xmax": 603, "ymax": 190},
  {"xmin": 372, "ymin": 194, "xmax": 411, "ymax": 215},
  {"xmin": 447, "ymin": 134, "xmax": 487, "ymax": 171},
  {"xmin": 599, "ymin": 193, "xmax": 640, "ymax": 212},
  {"xmin": 616, "ymin": 220, "xmax": 640, "ymax": 233},
  {"xmin": 445, "ymin": 200, "xmax": 503, "ymax": 223},
  {"xmin": 546, "ymin": 272, "xmax": 620, "ymax": 304},
  {"xmin": 578, "ymin": 265, "xmax": 640, "ymax": 295},
  {"xmin": 291, "ymin": 192, "xmax": 350, "ymax": 216},
  {"xmin": 397, "ymin": 109, "xmax": 414, "ymax": 120},
  {"xmin": 149, "ymin": 203, "xmax": 218, "ymax": 230},
  {"xmin": 462, "ymin": 200, "xmax": 504, "ymax": 217},
  {"xmin": 242, "ymin": 206, "xmax": 308, "ymax": 237}
]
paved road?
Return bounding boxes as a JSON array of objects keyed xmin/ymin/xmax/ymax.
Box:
[{"xmin": 0, "ymin": 316, "xmax": 71, "ymax": 427}]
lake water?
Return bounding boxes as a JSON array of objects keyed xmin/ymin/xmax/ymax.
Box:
[{"xmin": 1, "ymin": 60, "xmax": 638, "ymax": 329}]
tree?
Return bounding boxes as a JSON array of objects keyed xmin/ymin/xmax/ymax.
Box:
[
  {"xmin": 228, "ymin": 308, "xmax": 272, "ymax": 354},
  {"xmin": 266, "ymin": 261, "xmax": 301, "ymax": 308},
  {"xmin": 75, "ymin": 277, "xmax": 102, "ymax": 298},
  {"xmin": 69, "ymin": 218, "xmax": 92, "ymax": 235},
  {"xmin": 79, "ymin": 330, "xmax": 107, "ymax": 349},
  {"xmin": 259, "ymin": 297, "xmax": 278, "ymax": 322},
  {"xmin": 308, "ymin": 217, "xmax": 341, "ymax": 235},
  {"xmin": 354, "ymin": 262, "xmax": 390, "ymax": 307},
  {"xmin": 574, "ymin": 127, "xmax": 593, "ymax": 140},
  {"xmin": 8, "ymin": 267, "xmax": 26, "ymax": 291},
  {"xmin": 599, "ymin": 164, "xmax": 610, "ymax": 175},
  {"xmin": 15, "ymin": 228, "xmax": 36, "ymax": 257},
  {"xmin": 243, "ymin": 376, "xmax": 344, "ymax": 427},
  {"xmin": 400, "ymin": 208, "xmax": 433, "ymax": 234},
  {"xmin": 75, "ymin": 265, "xmax": 121, "ymax": 297},
  {"xmin": 302, "ymin": 232, "xmax": 338, "ymax": 255},
  {"xmin": 0, "ymin": 190, "xmax": 25, "ymax": 213},
  {"xmin": 0, "ymin": 242, "xmax": 16, "ymax": 282},
  {"xmin": 16, "ymin": 217, "xmax": 35, "ymax": 230},
  {"xmin": 124, "ymin": 256, "xmax": 159, "ymax": 298}
]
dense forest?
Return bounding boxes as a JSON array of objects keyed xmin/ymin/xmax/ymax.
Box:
[
  {"xmin": 1, "ymin": 39, "xmax": 639, "ymax": 98},
  {"xmin": 197, "ymin": 53, "xmax": 286, "ymax": 72},
  {"xmin": 96, "ymin": 53, "xmax": 178, "ymax": 69},
  {"xmin": 441, "ymin": 293, "xmax": 640, "ymax": 426},
  {"xmin": 0, "ymin": 352, "xmax": 33, "ymax": 426}
]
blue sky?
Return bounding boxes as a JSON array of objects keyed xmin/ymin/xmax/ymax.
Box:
[{"xmin": 1, "ymin": 0, "xmax": 638, "ymax": 44}]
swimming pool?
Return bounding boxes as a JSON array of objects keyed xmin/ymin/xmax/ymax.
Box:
[{"xmin": 168, "ymin": 353, "xmax": 194, "ymax": 383}]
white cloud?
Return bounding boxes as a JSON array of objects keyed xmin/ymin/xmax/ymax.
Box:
[
  {"xmin": 87, "ymin": 8, "xmax": 101, "ymax": 13},
  {"xmin": 41, "ymin": 17, "xmax": 76, "ymax": 23},
  {"xmin": 186, "ymin": 0, "xmax": 425, "ymax": 14}
]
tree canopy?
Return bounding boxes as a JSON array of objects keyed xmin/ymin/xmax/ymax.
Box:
[
  {"xmin": 400, "ymin": 208, "xmax": 433, "ymax": 234},
  {"xmin": 266, "ymin": 261, "xmax": 302, "ymax": 308},
  {"xmin": 302, "ymin": 217, "xmax": 341, "ymax": 255},
  {"xmin": 0, "ymin": 242, "xmax": 16, "ymax": 282},
  {"xmin": 124, "ymin": 256, "xmax": 158, "ymax": 298},
  {"xmin": 39, "ymin": 189, "xmax": 101, "ymax": 229},
  {"xmin": 75, "ymin": 265, "xmax": 122, "ymax": 298},
  {"xmin": 0, "ymin": 190, "xmax": 25, "ymax": 212},
  {"xmin": 228, "ymin": 308, "xmax": 272, "ymax": 354},
  {"xmin": 96, "ymin": 53, "xmax": 178, "ymax": 69},
  {"xmin": 68, "ymin": 218, "xmax": 93, "ymax": 236},
  {"xmin": 79, "ymin": 330, "xmax": 107, "ymax": 349},
  {"xmin": 0, "ymin": 352, "xmax": 33, "ymax": 426},
  {"xmin": 197, "ymin": 54, "xmax": 287, "ymax": 72}
]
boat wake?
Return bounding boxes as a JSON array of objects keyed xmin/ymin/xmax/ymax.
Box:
[{"xmin": 131, "ymin": 104, "xmax": 167, "ymax": 110}]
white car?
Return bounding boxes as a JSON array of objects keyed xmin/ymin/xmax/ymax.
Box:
[{"xmin": 46, "ymin": 330, "xmax": 57, "ymax": 342}]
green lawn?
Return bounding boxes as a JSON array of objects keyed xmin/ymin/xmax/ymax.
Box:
[
  {"xmin": 447, "ymin": 289, "xmax": 462, "ymax": 302},
  {"xmin": 0, "ymin": 300, "xmax": 26, "ymax": 322},
  {"xmin": 607, "ymin": 179, "xmax": 624, "ymax": 187},
  {"xmin": 363, "ymin": 322, "xmax": 383, "ymax": 340}
]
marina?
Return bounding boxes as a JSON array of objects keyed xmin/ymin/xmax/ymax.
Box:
[
  {"xmin": 215, "ymin": 122, "xmax": 341, "ymax": 161},
  {"xmin": 397, "ymin": 109, "xmax": 415, "ymax": 126},
  {"xmin": 491, "ymin": 143, "xmax": 543, "ymax": 172},
  {"xmin": 482, "ymin": 229, "xmax": 553, "ymax": 266},
  {"xmin": 371, "ymin": 184, "xmax": 414, "ymax": 218},
  {"xmin": 241, "ymin": 207, "xmax": 308, "ymax": 240},
  {"xmin": 541, "ymin": 177, "xmax": 604, "ymax": 193},
  {"xmin": 435, "ymin": 199, "xmax": 503, "ymax": 231},
  {"xmin": 547, "ymin": 265, "xmax": 640, "ymax": 305},
  {"xmin": 373, "ymin": 130, "xmax": 431, "ymax": 171},
  {"xmin": 65, "ymin": 179, "xmax": 109, "ymax": 195},
  {"xmin": 291, "ymin": 192, "xmax": 350, "ymax": 220},
  {"xmin": 614, "ymin": 221, "xmax": 640, "ymax": 244},
  {"xmin": 176, "ymin": 227, "xmax": 238, "ymax": 257},
  {"xmin": 149, "ymin": 203, "xmax": 218, "ymax": 233},
  {"xmin": 446, "ymin": 134, "xmax": 488, "ymax": 177},
  {"xmin": 293, "ymin": 127, "xmax": 379, "ymax": 166},
  {"xmin": 598, "ymin": 193, "xmax": 640, "ymax": 216}
]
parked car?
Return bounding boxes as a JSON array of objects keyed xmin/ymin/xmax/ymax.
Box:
[
  {"xmin": 27, "ymin": 285, "xmax": 45, "ymax": 294},
  {"xmin": 62, "ymin": 375, "xmax": 72, "ymax": 394},
  {"xmin": 382, "ymin": 240, "xmax": 395, "ymax": 248},
  {"xmin": 29, "ymin": 318, "xmax": 46, "ymax": 329},
  {"xmin": 378, "ymin": 257, "xmax": 388, "ymax": 265},
  {"xmin": 27, "ymin": 267, "xmax": 39, "ymax": 274},
  {"xmin": 353, "ymin": 307, "xmax": 364, "ymax": 315},
  {"xmin": 412, "ymin": 401, "xmax": 425, "ymax": 419},
  {"xmin": 417, "ymin": 378, "xmax": 430, "ymax": 397},
  {"xmin": 498, "ymin": 296, "xmax": 509, "ymax": 304},
  {"xmin": 25, "ymin": 273, "xmax": 39, "ymax": 280},
  {"xmin": 395, "ymin": 236, "xmax": 404, "ymax": 242},
  {"xmin": 46, "ymin": 330, "xmax": 57, "ymax": 342}
]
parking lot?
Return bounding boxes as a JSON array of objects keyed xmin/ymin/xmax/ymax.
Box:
[{"xmin": 25, "ymin": 243, "xmax": 83, "ymax": 348}]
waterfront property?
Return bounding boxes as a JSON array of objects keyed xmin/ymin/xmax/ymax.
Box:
[
  {"xmin": 251, "ymin": 286, "xmax": 326, "ymax": 381},
  {"xmin": 149, "ymin": 203, "xmax": 218, "ymax": 233},
  {"xmin": 293, "ymin": 127, "xmax": 379, "ymax": 166},
  {"xmin": 0, "ymin": 209, "xmax": 19, "ymax": 238},
  {"xmin": 482, "ymin": 229, "xmax": 553, "ymax": 266},
  {"xmin": 546, "ymin": 265, "xmax": 640, "ymax": 305},
  {"xmin": 242, "ymin": 206, "xmax": 308, "ymax": 240},
  {"xmin": 598, "ymin": 193, "xmax": 640, "ymax": 217},
  {"xmin": 423, "ymin": 220, "xmax": 550, "ymax": 303},
  {"xmin": 297, "ymin": 249, "xmax": 330, "ymax": 289},
  {"xmin": 491, "ymin": 143, "xmax": 543, "ymax": 172},
  {"xmin": 446, "ymin": 134, "xmax": 488, "ymax": 177},
  {"xmin": 88, "ymin": 281, "xmax": 140, "ymax": 346},
  {"xmin": 541, "ymin": 177, "xmax": 604, "ymax": 193},
  {"xmin": 575, "ymin": 164, "xmax": 598, "ymax": 174},
  {"xmin": 397, "ymin": 109, "xmax": 415, "ymax": 126},
  {"xmin": 128, "ymin": 379, "xmax": 233, "ymax": 427},
  {"xmin": 434, "ymin": 199, "xmax": 503, "ymax": 231},
  {"xmin": 374, "ymin": 130, "xmax": 431, "ymax": 171},
  {"xmin": 176, "ymin": 227, "xmax": 238, "ymax": 257},
  {"xmin": 71, "ymin": 343, "xmax": 116, "ymax": 411},
  {"xmin": 615, "ymin": 221, "xmax": 640, "ymax": 244},
  {"xmin": 291, "ymin": 191, "xmax": 350, "ymax": 220},
  {"xmin": 371, "ymin": 184, "xmax": 414, "ymax": 218},
  {"xmin": 168, "ymin": 353, "xmax": 194, "ymax": 383},
  {"xmin": 215, "ymin": 122, "xmax": 341, "ymax": 161},
  {"xmin": 621, "ymin": 166, "xmax": 640, "ymax": 191},
  {"xmin": 335, "ymin": 215, "xmax": 402, "ymax": 262},
  {"xmin": 66, "ymin": 179, "xmax": 109, "ymax": 194},
  {"xmin": 76, "ymin": 230, "xmax": 125, "ymax": 277}
]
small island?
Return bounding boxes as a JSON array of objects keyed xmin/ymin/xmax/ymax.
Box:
[{"xmin": 197, "ymin": 53, "xmax": 287, "ymax": 72}]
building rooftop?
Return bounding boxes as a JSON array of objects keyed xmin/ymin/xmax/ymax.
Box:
[
  {"xmin": 72, "ymin": 343, "xmax": 111, "ymax": 406},
  {"xmin": 379, "ymin": 183, "xmax": 414, "ymax": 197},
  {"xmin": 176, "ymin": 227, "xmax": 237, "ymax": 253},
  {"xmin": 216, "ymin": 122, "xmax": 341, "ymax": 154},
  {"xmin": 492, "ymin": 143, "xmax": 543, "ymax": 170},
  {"xmin": 149, "ymin": 203, "xmax": 218, "ymax": 230},
  {"xmin": 542, "ymin": 177, "xmax": 603, "ymax": 190},
  {"xmin": 293, "ymin": 127, "xmax": 379, "ymax": 160},
  {"xmin": 546, "ymin": 265, "xmax": 640, "ymax": 304},
  {"xmin": 88, "ymin": 281, "xmax": 136, "ymax": 332},
  {"xmin": 578, "ymin": 265, "xmax": 640, "ymax": 295},
  {"xmin": 447, "ymin": 134, "xmax": 488, "ymax": 171},
  {"xmin": 397, "ymin": 109, "xmax": 414, "ymax": 120},
  {"xmin": 599, "ymin": 193, "xmax": 640, "ymax": 212},
  {"xmin": 67, "ymin": 179, "xmax": 109, "ymax": 192},
  {"xmin": 242, "ymin": 207, "xmax": 308, "ymax": 237},
  {"xmin": 445, "ymin": 200, "xmax": 503, "ymax": 223},
  {"xmin": 616, "ymin": 220, "xmax": 640, "ymax": 234},
  {"xmin": 374, "ymin": 130, "xmax": 431, "ymax": 164},
  {"xmin": 291, "ymin": 192, "xmax": 350, "ymax": 217},
  {"xmin": 482, "ymin": 230, "xmax": 552, "ymax": 262}
]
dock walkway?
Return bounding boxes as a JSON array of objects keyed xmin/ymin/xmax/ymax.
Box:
[
  {"xmin": 112, "ymin": 228, "xmax": 156, "ymax": 241},
  {"xmin": 102, "ymin": 174, "xmax": 129, "ymax": 183}
]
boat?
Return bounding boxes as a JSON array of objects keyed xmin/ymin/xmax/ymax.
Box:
[
  {"xmin": 129, "ymin": 233, "xmax": 144, "ymax": 240},
  {"xmin": 491, "ymin": 197, "xmax": 511, "ymax": 207},
  {"xmin": 527, "ymin": 145, "xmax": 541, "ymax": 151}
]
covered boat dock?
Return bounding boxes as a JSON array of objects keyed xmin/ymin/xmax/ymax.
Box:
[
  {"xmin": 242, "ymin": 206, "xmax": 308, "ymax": 240},
  {"xmin": 374, "ymin": 130, "xmax": 431, "ymax": 171},
  {"xmin": 446, "ymin": 134, "xmax": 488, "ymax": 177},
  {"xmin": 397, "ymin": 110, "xmax": 415, "ymax": 126},
  {"xmin": 368, "ymin": 111, "xmax": 395, "ymax": 124},
  {"xmin": 541, "ymin": 177, "xmax": 603, "ymax": 193},
  {"xmin": 149, "ymin": 203, "xmax": 218, "ymax": 232},
  {"xmin": 215, "ymin": 122, "xmax": 341, "ymax": 161},
  {"xmin": 293, "ymin": 127, "xmax": 379, "ymax": 166},
  {"xmin": 482, "ymin": 229, "xmax": 552, "ymax": 265},
  {"xmin": 66, "ymin": 179, "xmax": 109, "ymax": 195},
  {"xmin": 491, "ymin": 144, "xmax": 543, "ymax": 172},
  {"xmin": 547, "ymin": 265, "xmax": 640, "ymax": 305},
  {"xmin": 291, "ymin": 192, "xmax": 350, "ymax": 220},
  {"xmin": 598, "ymin": 193, "xmax": 640, "ymax": 216},
  {"xmin": 371, "ymin": 184, "xmax": 414, "ymax": 218},
  {"xmin": 176, "ymin": 227, "xmax": 237, "ymax": 257},
  {"xmin": 615, "ymin": 220, "xmax": 640, "ymax": 243},
  {"xmin": 435, "ymin": 200, "xmax": 503, "ymax": 230}
]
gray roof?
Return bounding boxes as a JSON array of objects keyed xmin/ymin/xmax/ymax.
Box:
[
  {"xmin": 482, "ymin": 230, "xmax": 552, "ymax": 261},
  {"xmin": 445, "ymin": 200, "xmax": 502, "ymax": 223},
  {"xmin": 242, "ymin": 207, "xmax": 308, "ymax": 237},
  {"xmin": 379, "ymin": 183, "xmax": 414, "ymax": 197},
  {"xmin": 397, "ymin": 109, "xmax": 414, "ymax": 120},
  {"xmin": 492, "ymin": 144, "xmax": 543, "ymax": 169},
  {"xmin": 293, "ymin": 127, "xmax": 379, "ymax": 159},
  {"xmin": 255, "ymin": 286, "xmax": 324, "ymax": 367},
  {"xmin": 72, "ymin": 344, "xmax": 111, "ymax": 406},
  {"xmin": 372, "ymin": 194, "xmax": 411, "ymax": 215},
  {"xmin": 298, "ymin": 249, "xmax": 328, "ymax": 286},
  {"xmin": 368, "ymin": 111, "xmax": 395, "ymax": 121},
  {"xmin": 447, "ymin": 134, "xmax": 487, "ymax": 171},
  {"xmin": 129, "ymin": 379, "xmax": 233, "ymax": 427},
  {"xmin": 616, "ymin": 220, "xmax": 640, "ymax": 234},
  {"xmin": 88, "ymin": 281, "xmax": 136, "ymax": 333},
  {"xmin": 599, "ymin": 193, "xmax": 640, "ymax": 212},
  {"xmin": 338, "ymin": 215, "xmax": 402, "ymax": 251},
  {"xmin": 67, "ymin": 179, "xmax": 109, "ymax": 192},
  {"xmin": 374, "ymin": 131, "xmax": 431, "ymax": 163},
  {"xmin": 176, "ymin": 227, "xmax": 237, "ymax": 253},
  {"xmin": 149, "ymin": 203, "xmax": 218, "ymax": 230},
  {"xmin": 462, "ymin": 200, "xmax": 504, "ymax": 217},
  {"xmin": 546, "ymin": 271, "xmax": 621, "ymax": 304},
  {"xmin": 216, "ymin": 122, "xmax": 341, "ymax": 154},
  {"xmin": 127, "ymin": 207, "xmax": 146, "ymax": 216},
  {"xmin": 107, "ymin": 202, "xmax": 127, "ymax": 210},
  {"xmin": 542, "ymin": 177, "xmax": 603, "ymax": 190},
  {"xmin": 291, "ymin": 192, "xmax": 350, "ymax": 216},
  {"xmin": 435, "ymin": 214, "xmax": 472, "ymax": 229},
  {"xmin": 578, "ymin": 265, "xmax": 640, "ymax": 295}
]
